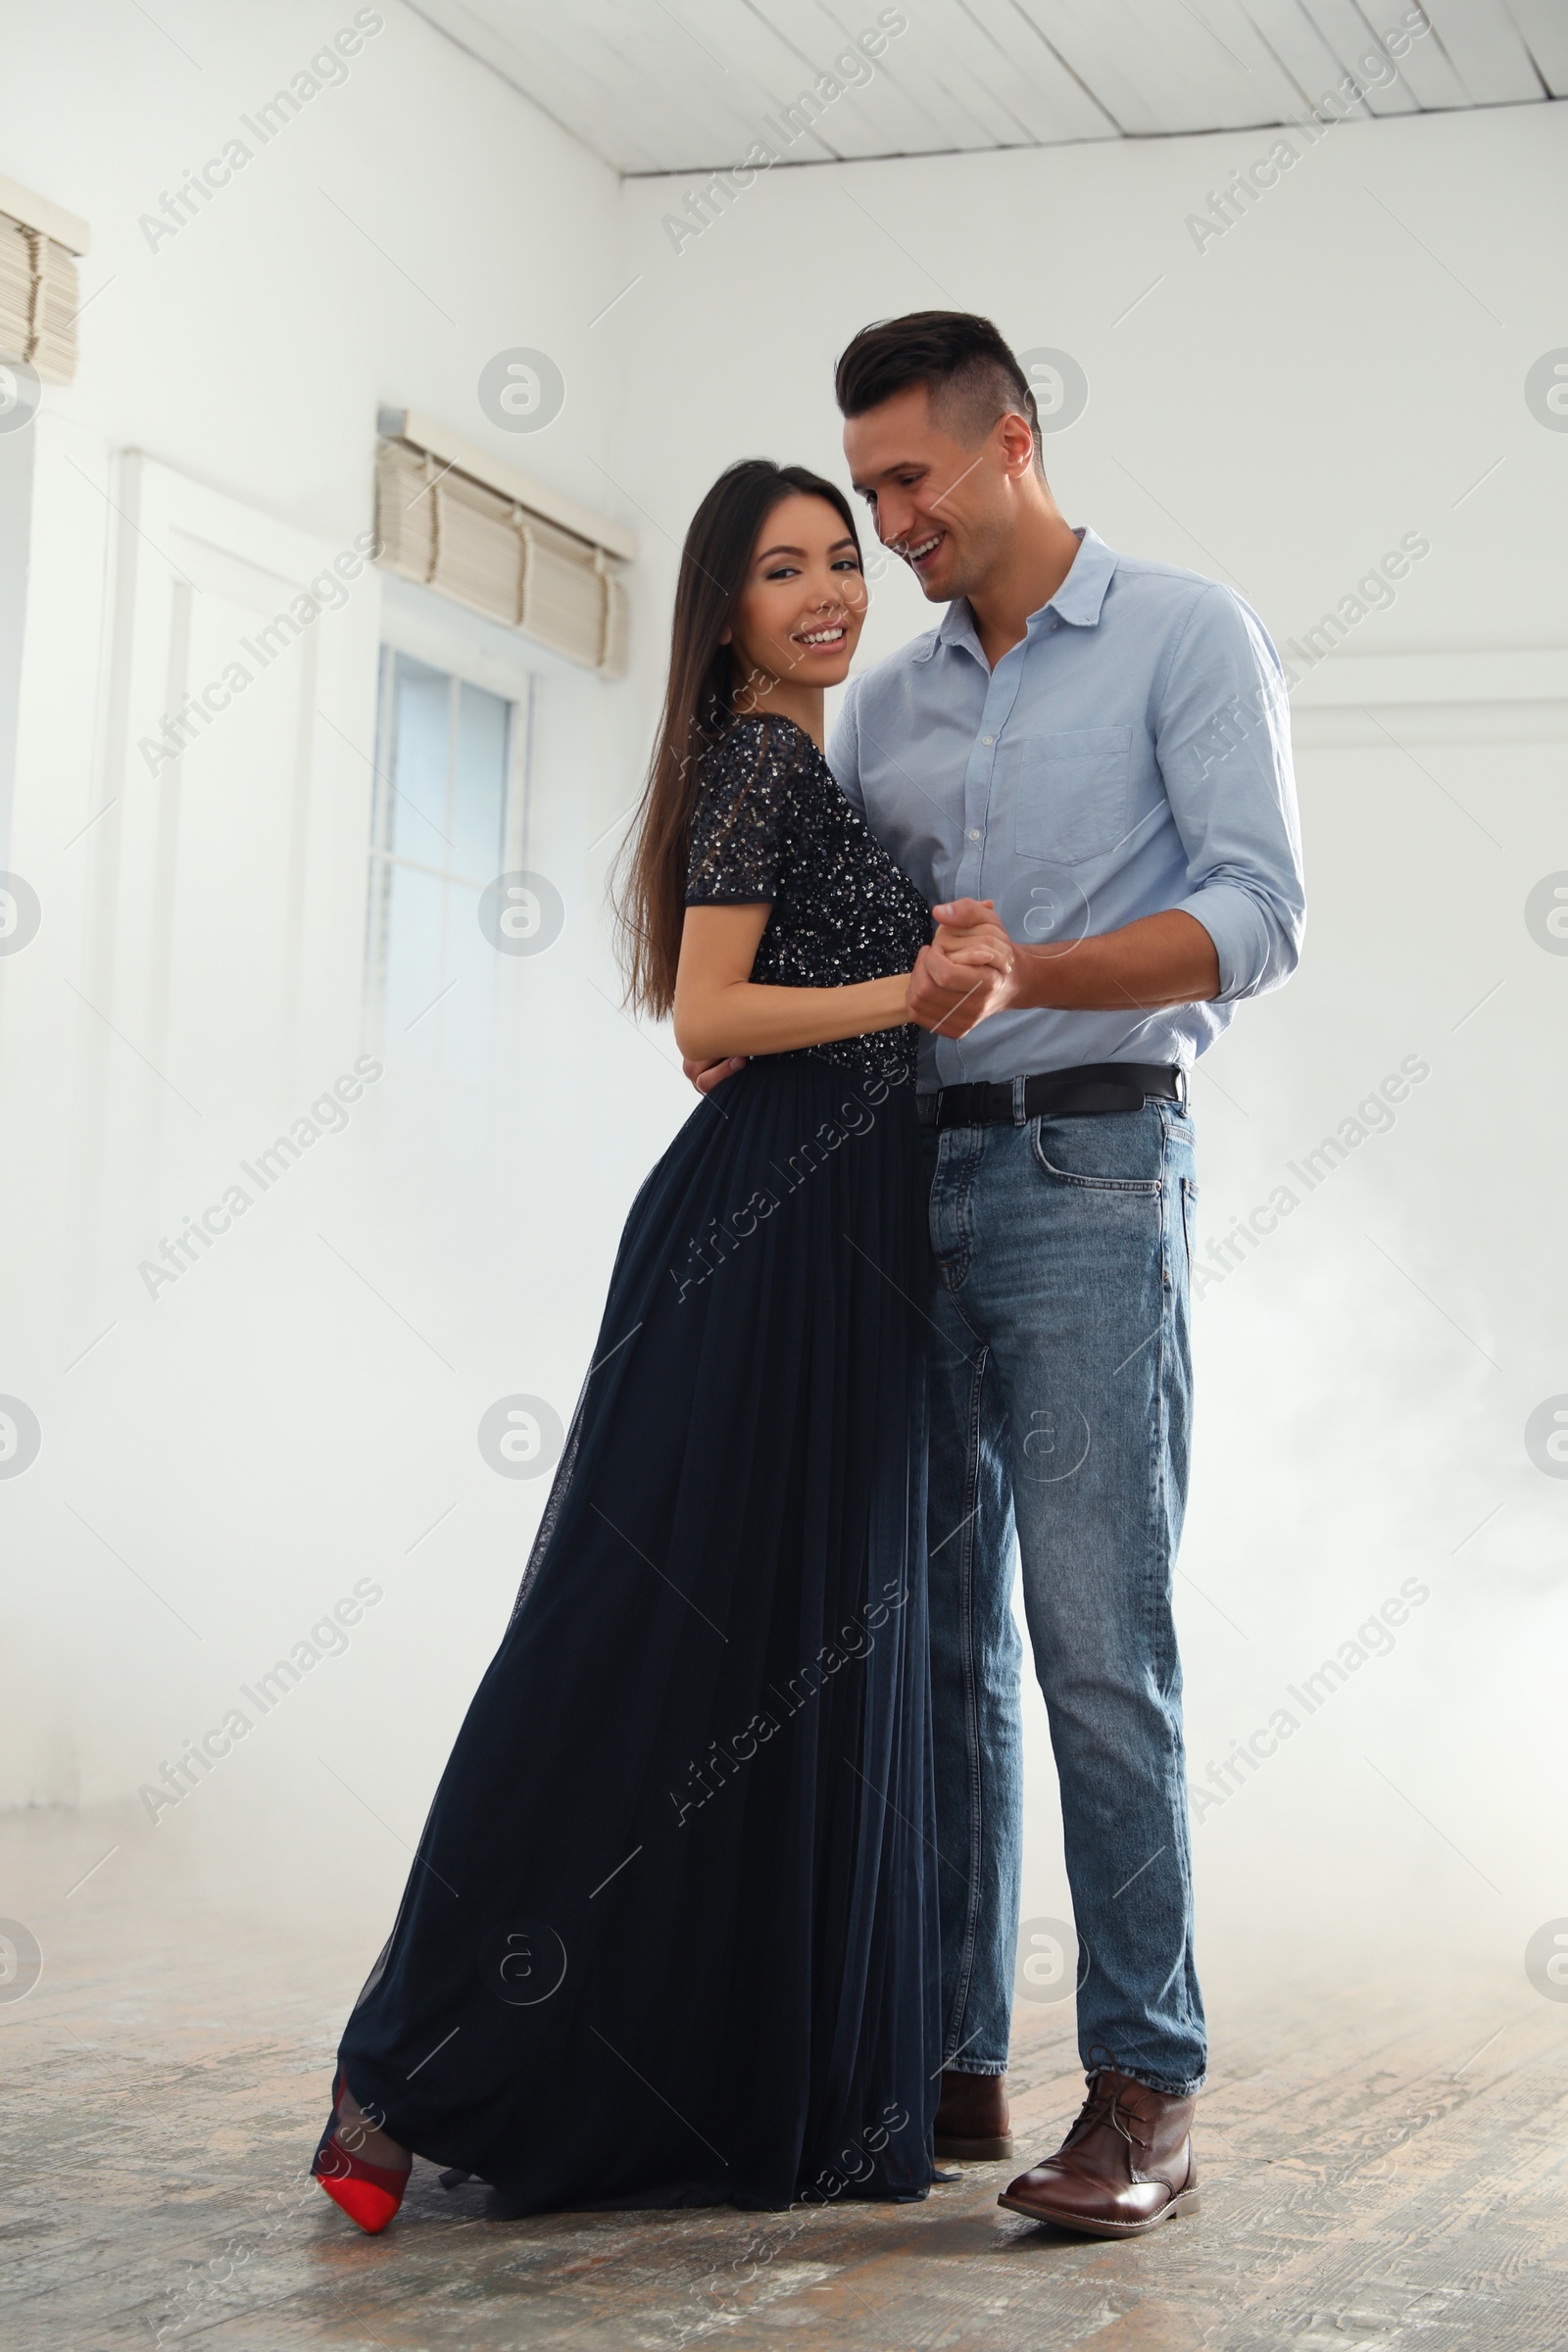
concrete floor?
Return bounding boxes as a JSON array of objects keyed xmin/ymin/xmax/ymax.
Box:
[{"xmin": 6, "ymin": 1804, "xmax": 1568, "ymax": 2351}]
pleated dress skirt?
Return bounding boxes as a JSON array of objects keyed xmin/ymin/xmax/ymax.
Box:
[{"xmin": 337, "ymin": 1053, "xmax": 941, "ymax": 2214}]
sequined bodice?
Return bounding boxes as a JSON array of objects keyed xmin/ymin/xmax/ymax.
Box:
[{"xmin": 684, "ymin": 714, "xmax": 932, "ymax": 1078}]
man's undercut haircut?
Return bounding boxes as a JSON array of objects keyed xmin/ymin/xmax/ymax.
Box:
[{"xmin": 835, "ymin": 311, "xmax": 1044, "ymax": 472}]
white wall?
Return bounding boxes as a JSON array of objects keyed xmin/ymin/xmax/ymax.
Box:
[
  {"xmin": 0, "ymin": 3, "xmax": 678, "ymax": 1881},
  {"xmin": 2, "ymin": 7, "xmax": 1564, "ymax": 2013},
  {"xmin": 608, "ymin": 101, "xmax": 1568, "ymax": 1998}
]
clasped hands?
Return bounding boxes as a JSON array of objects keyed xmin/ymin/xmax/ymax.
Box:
[{"xmin": 906, "ymin": 898, "xmax": 1020, "ymax": 1039}]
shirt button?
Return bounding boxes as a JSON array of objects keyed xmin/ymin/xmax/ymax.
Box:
[
  {"xmin": 967, "ymin": 829, "xmax": 981, "ymax": 842},
  {"xmin": 981, "ymin": 734, "xmax": 994, "ymax": 745}
]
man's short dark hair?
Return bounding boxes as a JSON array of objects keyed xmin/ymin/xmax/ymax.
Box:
[{"xmin": 834, "ymin": 311, "xmax": 1042, "ymax": 468}]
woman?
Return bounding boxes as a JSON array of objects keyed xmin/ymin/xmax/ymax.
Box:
[{"xmin": 312, "ymin": 460, "xmax": 1006, "ymax": 2228}]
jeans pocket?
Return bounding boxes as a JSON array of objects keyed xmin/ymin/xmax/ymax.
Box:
[
  {"xmin": 927, "ymin": 1128, "xmax": 973, "ymax": 1285},
  {"xmin": 1030, "ymin": 1115, "xmax": 1163, "ymax": 1195},
  {"xmin": 1180, "ymin": 1176, "xmax": 1198, "ymax": 1269}
]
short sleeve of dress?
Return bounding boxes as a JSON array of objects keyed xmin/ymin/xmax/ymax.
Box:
[{"xmin": 684, "ymin": 717, "xmax": 794, "ymax": 905}]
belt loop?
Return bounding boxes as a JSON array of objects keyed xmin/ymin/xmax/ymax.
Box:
[{"xmin": 1011, "ymin": 1075, "xmax": 1027, "ymax": 1126}]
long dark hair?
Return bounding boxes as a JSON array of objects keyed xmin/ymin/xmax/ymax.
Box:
[{"xmin": 614, "ymin": 459, "xmax": 861, "ymax": 1018}]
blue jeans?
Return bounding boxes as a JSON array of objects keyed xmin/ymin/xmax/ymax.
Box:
[{"xmin": 922, "ymin": 1097, "xmax": 1206, "ymax": 2099}]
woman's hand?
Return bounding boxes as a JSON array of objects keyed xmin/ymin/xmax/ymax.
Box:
[
  {"xmin": 906, "ymin": 900, "xmax": 1017, "ymax": 1037},
  {"xmin": 934, "ymin": 904, "xmax": 1015, "ymax": 977},
  {"xmin": 682, "ymin": 1054, "xmax": 748, "ymax": 1096}
]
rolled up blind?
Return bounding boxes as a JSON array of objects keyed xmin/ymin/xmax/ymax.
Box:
[
  {"xmin": 375, "ymin": 435, "xmax": 628, "ymax": 677},
  {"xmin": 0, "ymin": 211, "xmax": 79, "ymax": 382}
]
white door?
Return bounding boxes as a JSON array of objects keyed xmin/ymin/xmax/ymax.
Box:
[
  {"xmin": 0, "ymin": 439, "xmax": 387, "ymax": 1802},
  {"xmin": 98, "ymin": 455, "xmax": 378, "ymax": 1102}
]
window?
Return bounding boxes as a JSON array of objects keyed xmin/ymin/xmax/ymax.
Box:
[{"xmin": 365, "ymin": 647, "xmax": 526, "ymax": 1049}]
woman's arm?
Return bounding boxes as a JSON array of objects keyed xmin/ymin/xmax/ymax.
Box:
[{"xmin": 673, "ymin": 905, "xmax": 912, "ymax": 1061}]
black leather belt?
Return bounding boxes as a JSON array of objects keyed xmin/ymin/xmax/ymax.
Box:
[{"xmin": 917, "ymin": 1062, "xmax": 1185, "ymax": 1131}]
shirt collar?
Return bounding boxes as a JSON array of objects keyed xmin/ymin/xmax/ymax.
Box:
[
  {"xmin": 1048, "ymin": 525, "xmax": 1117, "ymax": 626},
  {"xmin": 912, "ymin": 525, "xmax": 1118, "ymax": 661}
]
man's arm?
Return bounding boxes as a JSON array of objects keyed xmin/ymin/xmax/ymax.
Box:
[
  {"xmin": 908, "ymin": 904, "xmax": 1219, "ymax": 1036},
  {"xmin": 1153, "ymin": 581, "xmax": 1304, "ymax": 1000},
  {"xmin": 910, "ymin": 584, "xmax": 1303, "ymax": 1039},
  {"xmin": 824, "ymin": 675, "xmax": 866, "ymax": 812}
]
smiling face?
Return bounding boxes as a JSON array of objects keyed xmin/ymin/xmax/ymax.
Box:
[
  {"xmin": 722, "ymin": 492, "xmax": 867, "ymax": 693},
  {"xmin": 842, "ymin": 382, "xmax": 1037, "ymax": 607}
]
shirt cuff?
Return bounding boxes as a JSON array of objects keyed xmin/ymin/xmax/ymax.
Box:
[{"xmin": 1176, "ymin": 881, "xmax": 1274, "ymax": 1002}]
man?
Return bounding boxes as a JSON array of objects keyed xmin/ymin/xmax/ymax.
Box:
[{"xmin": 693, "ymin": 311, "xmax": 1304, "ymax": 2236}]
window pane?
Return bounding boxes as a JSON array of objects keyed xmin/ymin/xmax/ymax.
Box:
[
  {"xmin": 382, "ymin": 859, "xmax": 449, "ymax": 1031},
  {"xmin": 367, "ymin": 648, "xmax": 520, "ymax": 1065},
  {"xmin": 451, "ymin": 679, "xmax": 510, "ymax": 882},
  {"xmin": 387, "ymin": 654, "xmax": 451, "ymax": 864}
]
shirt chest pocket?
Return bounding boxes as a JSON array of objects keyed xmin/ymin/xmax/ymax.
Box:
[{"xmin": 1010, "ymin": 726, "xmax": 1140, "ymax": 867}]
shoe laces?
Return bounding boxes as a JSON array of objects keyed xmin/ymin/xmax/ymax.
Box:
[{"xmin": 1064, "ymin": 2071, "xmax": 1152, "ymax": 2159}]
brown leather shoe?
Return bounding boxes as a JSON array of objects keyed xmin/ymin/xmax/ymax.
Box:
[
  {"xmin": 998, "ymin": 2068, "xmax": 1199, "ymax": 2237},
  {"xmin": 933, "ymin": 2068, "xmax": 1012, "ymax": 2161}
]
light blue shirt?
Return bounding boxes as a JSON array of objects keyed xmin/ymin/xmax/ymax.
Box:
[{"xmin": 828, "ymin": 527, "xmax": 1305, "ymax": 1091}]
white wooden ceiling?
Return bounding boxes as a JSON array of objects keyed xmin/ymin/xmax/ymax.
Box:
[{"xmin": 408, "ymin": 0, "xmax": 1563, "ymax": 173}]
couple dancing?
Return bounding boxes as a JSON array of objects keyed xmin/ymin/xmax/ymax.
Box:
[{"xmin": 314, "ymin": 312, "xmax": 1304, "ymax": 2237}]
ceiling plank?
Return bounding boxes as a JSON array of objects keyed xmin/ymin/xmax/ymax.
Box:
[
  {"xmin": 1417, "ymin": 0, "xmax": 1549, "ymax": 100},
  {"xmin": 1344, "ymin": 0, "xmax": 1476, "ymax": 109},
  {"xmin": 740, "ymin": 0, "xmax": 1002, "ymax": 158},
  {"xmin": 662, "ymin": 0, "xmax": 894, "ymax": 161},
  {"xmin": 1219, "ymin": 0, "xmax": 1348, "ymax": 117},
  {"xmin": 1234, "ymin": 0, "xmax": 1385, "ymax": 118},
  {"xmin": 1292, "ymin": 0, "xmax": 1425, "ymax": 112},
  {"xmin": 1014, "ymin": 0, "xmax": 1298, "ymax": 134},
  {"xmin": 1006, "ymin": 0, "xmax": 1174, "ymax": 132},
  {"xmin": 942, "ymin": 0, "xmax": 1124, "ymax": 142},
  {"xmin": 806, "ymin": 0, "xmax": 1081, "ymax": 150},
  {"xmin": 1498, "ymin": 0, "xmax": 1568, "ymax": 93},
  {"xmin": 1117, "ymin": 0, "xmax": 1315, "ymax": 124},
  {"xmin": 564, "ymin": 0, "xmax": 825, "ymax": 169}
]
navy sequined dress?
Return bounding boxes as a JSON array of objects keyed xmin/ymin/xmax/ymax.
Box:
[{"xmin": 334, "ymin": 714, "xmax": 941, "ymax": 2215}]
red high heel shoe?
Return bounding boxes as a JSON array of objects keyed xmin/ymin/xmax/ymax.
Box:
[{"xmin": 312, "ymin": 2070, "xmax": 411, "ymax": 2234}]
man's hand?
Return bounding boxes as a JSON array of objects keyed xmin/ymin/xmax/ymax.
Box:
[
  {"xmin": 683, "ymin": 1054, "xmax": 748, "ymax": 1095},
  {"xmin": 906, "ymin": 899, "xmax": 1016, "ymax": 1038}
]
